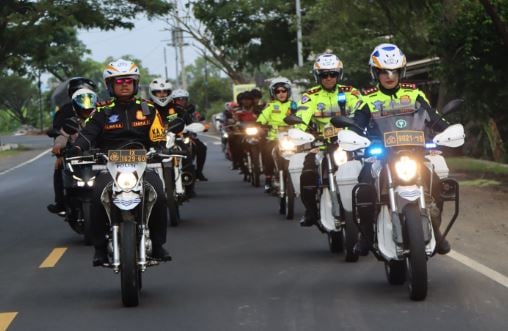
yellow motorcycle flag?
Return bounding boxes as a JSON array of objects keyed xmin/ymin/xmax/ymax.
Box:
[{"xmin": 149, "ymin": 110, "xmax": 166, "ymax": 142}]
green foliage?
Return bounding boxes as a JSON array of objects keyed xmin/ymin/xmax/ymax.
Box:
[
  {"xmin": 0, "ymin": 75, "xmax": 39, "ymax": 124},
  {"xmin": 0, "ymin": 0, "xmax": 172, "ymax": 74},
  {"xmin": 185, "ymin": 56, "xmax": 232, "ymax": 117}
]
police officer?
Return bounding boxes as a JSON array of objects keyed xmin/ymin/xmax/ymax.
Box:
[
  {"xmin": 352, "ymin": 43, "xmax": 450, "ymax": 255},
  {"xmin": 166, "ymin": 88, "xmax": 209, "ymax": 181},
  {"xmin": 47, "ymin": 77, "xmax": 97, "ymax": 215},
  {"xmin": 296, "ymin": 53, "xmax": 362, "ymax": 227},
  {"xmin": 256, "ymin": 77, "xmax": 294, "ymax": 192},
  {"xmin": 72, "ymin": 59, "xmax": 171, "ymax": 265}
]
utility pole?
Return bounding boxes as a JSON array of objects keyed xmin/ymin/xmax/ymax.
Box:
[
  {"xmin": 204, "ymin": 53, "xmax": 209, "ymax": 113},
  {"xmin": 163, "ymin": 46, "xmax": 168, "ymax": 80},
  {"xmin": 295, "ymin": 0, "xmax": 303, "ymax": 67},
  {"xmin": 173, "ymin": 0, "xmax": 187, "ymax": 89},
  {"xmin": 38, "ymin": 70, "xmax": 43, "ymax": 132}
]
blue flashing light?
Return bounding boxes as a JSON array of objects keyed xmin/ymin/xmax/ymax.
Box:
[{"xmin": 367, "ymin": 146, "xmax": 384, "ymax": 156}]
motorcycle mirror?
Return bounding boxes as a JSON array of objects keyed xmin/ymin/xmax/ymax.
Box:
[
  {"xmin": 167, "ymin": 118, "xmax": 185, "ymax": 133},
  {"xmin": 62, "ymin": 117, "xmax": 79, "ymax": 135},
  {"xmin": 330, "ymin": 116, "xmax": 362, "ymax": 132},
  {"xmin": 441, "ymin": 99, "xmax": 464, "ymax": 116},
  {"xmin": 283, "ymin": 114, "xmax": 304, "ymax": 125}
]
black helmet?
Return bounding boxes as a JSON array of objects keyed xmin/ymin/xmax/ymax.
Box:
[{"xmin": 67, "ymin": 77, "xmax": 97, "ymax": 98}]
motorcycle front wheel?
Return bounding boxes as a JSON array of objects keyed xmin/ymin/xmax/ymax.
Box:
[
  {"xmin": 344, "ymin": 211, "xmax": 359, "ymax": 262},
  {"xmin": 403, "ymin": 204, "xmax": 428, "ymax": 301},
  {"xmin": 120, "ymin": 220, "xmax": 140, "ymax": 307}
]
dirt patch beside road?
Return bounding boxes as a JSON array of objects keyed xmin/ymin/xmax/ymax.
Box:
[{"xmin": 444, "ymin": 184, "xmax": 508, "ymax": 276}]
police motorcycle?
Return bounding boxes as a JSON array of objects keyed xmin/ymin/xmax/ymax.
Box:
[
  {"xmin": 284, "ymin": 115, "xmax": 360, "ymax": 262},
  {"xmin": 93, "ymin": 143, "xmax": 173, "ymax": 307},
  {"xmin": 61, "ymin": 149, "xmax": 99, "ymax": 245},
  {"xmin": 330, "ymin": 100, "xmax": 465, "ymax": 300},
  {"xmin": 59, "ymin": 119, "xmax": 98, "ymax": 244},
  {"xmin": 160, "ymin": 118, "xmax": 205, "ymax": 226},
  {"xmin": 274, "ymin": 126, "xmax": 312, "ymax": 220},
  {"xmin": 240, "ymin": 123, "xmax": 264, "ymax": 187}
]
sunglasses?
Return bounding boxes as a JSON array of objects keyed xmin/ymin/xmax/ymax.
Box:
[
  {"xmin": 319, "ymin": 72, "xmax": 339, "ymax": 79},
  {"xmin": 114, "ymin": 77, "xmax": 134, "ymax": 85},
  {"xmin": 275, "ymin": 89, "xmax": 287, "ymax": 94}
]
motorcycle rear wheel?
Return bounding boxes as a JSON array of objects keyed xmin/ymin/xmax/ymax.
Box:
[
  {"xmin": 384, "ymin": 260, "xmax": 406, "ymax": 285},
  {"xmin": 403, "ymin": 204, "xmax": 428, "ymax": 301},
  {"xmin": 120, "ymin": 220, "xmax": 140, "ymax": 307}
]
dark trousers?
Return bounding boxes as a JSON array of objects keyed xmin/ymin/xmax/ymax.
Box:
[
  {"xmin": 229, "ymin": 134, "xmax": 244, "ymax": 167},
  {"xmin": 91, "ymin": 170, "xmax": 167, "ymax": 248},
  {"xmin": 194, "ymin": 138, "xmax": 207, "ymax": 174},
  {"xmin": 262, "ymin": 140, "xmax": 277, "ymax": 179},
  {"xmin": 300, "ymin": 152, "xmax": 319, "ymax": 219}
]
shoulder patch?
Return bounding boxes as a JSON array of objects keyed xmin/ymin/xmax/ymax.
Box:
[
  {"xmin": 361, "ymin": 87, "xmax": 379, "ymax": 96},
  {"xmin": 96, "ymin": 99, "xmax": 113, "ymax": 108},
  {"xmin": 400, "ymin": 82, "xmax": 417, "ymax": 89},
  {"xmin": 339, "ymin": 85, "xmax": 352, "ymax": 92},
  {"xmin": 301, "ymin": 95, "xmax": 311, "ymax": 104},
  {"xmin": 306, "ymin": 87, "xmax": 321, "ymax": 95}
]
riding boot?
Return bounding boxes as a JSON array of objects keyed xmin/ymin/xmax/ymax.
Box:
[
  {"xmin": 300, "ymin": 187, "xmax": 318, "ymax": 227},
  {"xmin": 431, "ymin": 213, "xmax": 451, "ymax": 255},
  {"xmin": 264, "ymin": 176, "xmax": 272, "ymax": 193}
]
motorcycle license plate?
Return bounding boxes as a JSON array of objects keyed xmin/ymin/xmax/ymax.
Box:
[
  {"xmin": 107, "ymin": 149, "xmax": 147, "ymax": 163},
  {"xmin": 383, "ymin": 130, "xmax": 425, "ymax": 147}
]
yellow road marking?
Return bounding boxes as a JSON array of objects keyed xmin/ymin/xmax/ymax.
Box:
[
  {"xmin": 0, "ymin": 312, "xmax": 18, "ymax": 331},
  {"xmin": 39, "ymin": 247, "xmax": 67, "ymax": 268}
]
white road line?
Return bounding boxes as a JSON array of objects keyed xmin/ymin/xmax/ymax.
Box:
[
  {"xmin": 0, "ymin": 148, "xmax": 51, "ymax": 176},
  {"xmin": 200, "ymin": 133, "xmax": 221, "ymax": 141},
  {"xmin": 448, "ymin": 250, "xmax": 508, "ymax": 288}
]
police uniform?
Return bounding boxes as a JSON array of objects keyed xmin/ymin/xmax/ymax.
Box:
[
  {"xmin": 296, "ymin": 84, "xmax": 362, "ymax": 225},
  {"xmin": 74, "ymin": 97, "xmax": 168, "ymax": 254},
  {"xmin": 256, "ymin": 100, "xmax": 294, "ymax": 185}
]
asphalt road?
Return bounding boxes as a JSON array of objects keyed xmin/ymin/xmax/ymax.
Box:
[{"xmin": 0, "ymin": 135, "xmax": 507, "ymax": 331}]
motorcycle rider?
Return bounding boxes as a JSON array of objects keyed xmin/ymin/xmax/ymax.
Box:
[
  {"xmin": 251, "ymin": 88, "xmax": 266, "ymax": 114},
  {"xmin": 256, "ymin": 77, "xmax": 294, "ymax": 192},
  {"xmin": 47, "ymin": 77, "xmax": 97, "ymax": 216},
  {"xmin": 296, "ymin": 53, "xmax": 362, "ymax": 227},
  {"xmin": 227, "ymin": 91, "xmax": 258, "ymax": 170},
  {"xmin": 166, "ymin": 88, "xmax": 209, "ymax": 181},
  {"xmin": 352, "ymin": 43, "xmax": 451, "ymax": 255},
  {"xmin": 71, "ymin": 59, "xmax": 171, "ymax": 265}
]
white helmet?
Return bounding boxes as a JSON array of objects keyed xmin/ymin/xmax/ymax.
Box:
[
  {"xmin": 369, "ymin": 43, "xmax": 407, "ymax": 80},
  {"xmin": 269, "ymin": 77, "xmax": 292, "ymax": 99},
  {"xmin": 313, "ymin": 53, "xmax": 343, "ymax": 83},
  {"xmin": 170, "ymin": 88, "xmax": 189, "ymax": 101},
  {"xmin": 103, "ymin": 59, "xmax": 140, "ymax": 96},
  {"xmin": 149, "ymin": 78, "xmax": 173, "ymax": 107}
]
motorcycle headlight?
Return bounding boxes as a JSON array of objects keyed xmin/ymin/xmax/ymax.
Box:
[
  {"xmin": 279, "ymin": 138, "xmax": 295, "ymax": 151},
  {"xmin": 87, "ymin": 176, "xmax": 95, "ymax": 187},
  {"xmin": 222, "ymin": 132, "xmax": 229, "ymax": 138},
  {"xmin": 333, "ymin": 147, "xmax": 348, "ymax": 166},
  {"xmin": 394, "ymin": 156, "xmax": 417, "ymax": 182},
  {"xmin": 116, "ymin": 172, "xmax": 138, "ymax": 191},
  {"xmin": 183, "ymin": 137, "xmax": 191, "ymax": 144},
  {"xmin": 245, "ymin": 127, "xmax": 258, "ymax": 136}
]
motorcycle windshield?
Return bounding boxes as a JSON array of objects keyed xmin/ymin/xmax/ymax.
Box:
[{"xmin": 371, "ymin": 108, "xmax": 430, "ymax": 147}]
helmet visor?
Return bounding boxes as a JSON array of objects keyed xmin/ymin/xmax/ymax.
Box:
[{"xmin": 73, "ymin": 92, "xmax": 97, "ymax": 110}]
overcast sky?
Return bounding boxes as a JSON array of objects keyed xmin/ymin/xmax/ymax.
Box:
[{"xmin": 77, "ymin": 17, "xmax": 199, "ymax": 81}]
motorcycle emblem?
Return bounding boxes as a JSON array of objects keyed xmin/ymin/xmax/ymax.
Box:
[
  {"xmin": 395, "ymin": 119, "xmax": 407, "ymax": 128},
  {"xmin": 108, "ymin": 114, "xmax": 120, "ymax": 123}
]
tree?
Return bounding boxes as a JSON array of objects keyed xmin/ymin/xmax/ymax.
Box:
[
  {"xmin": 167, "ymin": 0, "xmax": 312, "ymax": 83},
  {"xmin": 0, "ymin": 74, "xmax": 38, "ymax": 124},
  {"xmin": 0, "ymin": 0, "xmax": 172, "ymax": 74}
]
